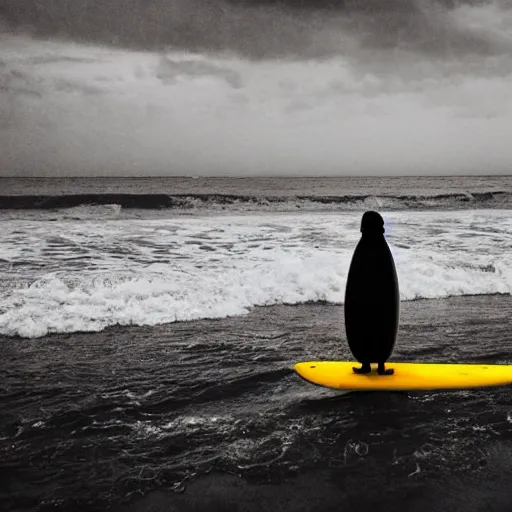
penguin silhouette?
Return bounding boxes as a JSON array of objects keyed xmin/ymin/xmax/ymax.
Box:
[{"xmin": 344, "ymin": 211, "xmax": 400, "ymax": 375}]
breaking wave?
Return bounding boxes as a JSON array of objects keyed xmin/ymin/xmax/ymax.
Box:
[
  {"xmin": 1, "ymin": 190, "xmax": 511, "ymax": 212},
  {"xmin": 0, "ymin": 252, "xmax": 511, "ymax": 338},
  {"xmin": 0, "ymin": 209, "xmax": 511, "ymax": 338}
]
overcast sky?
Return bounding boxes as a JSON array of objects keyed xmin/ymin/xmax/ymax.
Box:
[{"xmin": 1, "ymin": 0, "xmax": 512, "ymax": 176}]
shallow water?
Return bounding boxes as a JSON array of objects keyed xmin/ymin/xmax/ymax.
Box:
[{"xmin": 2, "ymin": 296, "xmax": 512, "ymax": 511}]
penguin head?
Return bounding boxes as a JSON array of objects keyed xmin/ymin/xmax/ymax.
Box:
[{"xmin": 360, "ymin": 211, "xmax": 385, "ymax": 235}]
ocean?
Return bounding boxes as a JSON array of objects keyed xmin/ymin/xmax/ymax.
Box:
[{"xmin": 1, "ymin": 176, "xmax": 512, "ymax": 511}]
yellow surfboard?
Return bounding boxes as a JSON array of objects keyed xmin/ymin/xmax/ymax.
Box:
[{"xmin": 294, "ymin": 361, "xmax": 512, "ymax": 391}]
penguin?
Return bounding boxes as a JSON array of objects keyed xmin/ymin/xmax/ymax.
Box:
[{"xmin": 344, "ymin": 211, "xmax": 400, "ymax": 376}]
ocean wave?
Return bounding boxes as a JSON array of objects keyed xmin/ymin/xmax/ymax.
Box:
[
  {"xmin": 1, "ymin": 210, "xmax": 511, "ymax": 338},
  {"xmin": 0, "ymin": 250, "xmax": 510, "ymax": 338},
  {"xmin": 0, "ymin": 191, "xmax": 511, "ymax": 213}
]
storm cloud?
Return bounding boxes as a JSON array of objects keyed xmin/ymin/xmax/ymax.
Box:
[
  {"xmin": 2, "ymin": 0, "xmax": 509, "ymax": 59},
  {"xmin": 1, "ymin": 0, "xmax": 512, "ymax": 176}
]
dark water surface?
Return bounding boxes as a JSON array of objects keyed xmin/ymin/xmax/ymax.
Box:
[
  {"xmin": 3, "ymin": 176, "xmax": 512, "ymax": 197},
  {"xmin": 2, "ymin": 295, "xmax": 512, "ymax": 511},
  {"xmin": 2, "ymin": 176, "xmax": 512, "ymax": 214}
]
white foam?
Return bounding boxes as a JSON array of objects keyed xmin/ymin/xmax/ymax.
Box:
[
  {"xmin": 61, "ymin": 204, "xmax": 123, "ymax": 220},
  {"xmin": 0, "ymin": 210, "xmax": 511, "ymax": 338}
]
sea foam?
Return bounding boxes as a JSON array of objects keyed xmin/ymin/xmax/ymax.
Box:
[{"xmin": 0, "ymin": 210, "xmax": 511, "ymax": 338}]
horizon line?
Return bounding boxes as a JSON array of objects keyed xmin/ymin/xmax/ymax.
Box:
[{"xmin": 1, "ymin": 174, "xmax": 510, "ymax": 179}]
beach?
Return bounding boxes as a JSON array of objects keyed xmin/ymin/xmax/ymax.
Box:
[
  {"xmin": 2, "ymin": 295, "xmax": 512, "ymax": 511},
  {"xmin": 2, "ymin": 0, "xmax": 512, "ymax": 506},
  {"xmin": 1, "ymin": 176, "xmax": 512, "ymax": 511}
]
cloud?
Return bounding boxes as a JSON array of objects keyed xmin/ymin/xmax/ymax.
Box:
[
  {"xmin": 1, "ymin": 0, "xmax": 511, "ymax": 58},
  {"xmin": 0, "ymin": 0, "xmax": 511, "ymax": 176}
]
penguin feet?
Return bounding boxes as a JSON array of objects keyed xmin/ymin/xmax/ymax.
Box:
[
  {"xmin": 377, "ymin": 362, "xmax": 394, "ymax": 376},
  {"xmin": 353, "ymin": 363, "xmax": 372, "ymax": 374}
]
